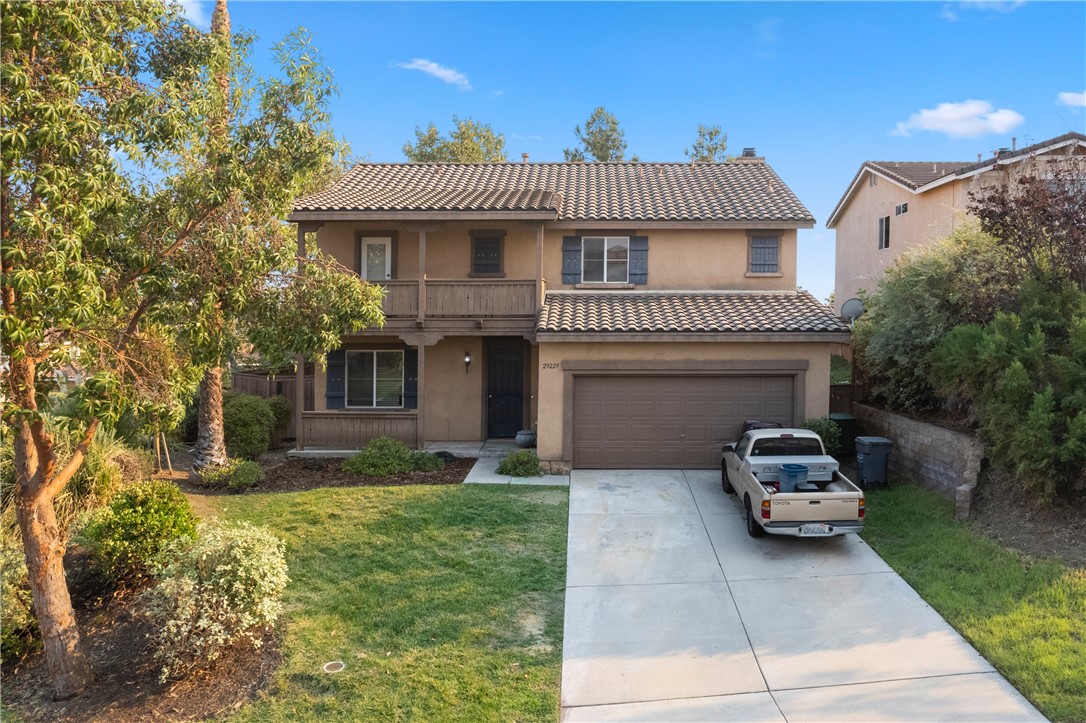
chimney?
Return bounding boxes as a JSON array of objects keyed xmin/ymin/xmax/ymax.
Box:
[
  {"xmin": 1012, "ymin": 137, "xmax": 1017, "ymax": 151},
  {"xmin": 978, "ymin": 153, "xmax": 982, "ymax": 162},
  {"xmin": 742, "ymin": 147, "xmax": 756, "ymax": 158},
  {"xmin": 521, "ymin": 153, "xmax": 529, "ymax": 163}
]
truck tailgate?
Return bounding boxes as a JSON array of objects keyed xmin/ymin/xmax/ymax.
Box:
[{"xmin": 768, "ymin": 493, "xmax": 861, "ymax": 523}]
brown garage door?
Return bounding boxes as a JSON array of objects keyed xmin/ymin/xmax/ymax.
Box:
[{"xmin": 572, "ymin": 375, "xmax": 795, "ymax": 469}]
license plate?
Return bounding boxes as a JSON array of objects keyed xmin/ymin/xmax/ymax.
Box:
[{"xmin": 799, "ymin": 523, "xmax": 832, "ymax": 536}]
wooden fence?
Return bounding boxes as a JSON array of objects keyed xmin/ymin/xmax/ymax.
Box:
[{"xmin": 231, "ymin": 368, "xmax": 313, "ymax": 439}]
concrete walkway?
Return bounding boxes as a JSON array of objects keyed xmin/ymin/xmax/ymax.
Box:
[{"xmin": 560, "ymin": 469, "xmax": 1043, "ymax": 722}]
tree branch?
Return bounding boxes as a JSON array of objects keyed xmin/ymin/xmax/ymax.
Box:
[{"xmin": 40, "ymin": 419, "xmax": 99, "ymax": 502}]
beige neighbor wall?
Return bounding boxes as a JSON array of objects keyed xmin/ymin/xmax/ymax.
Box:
[
  {"xmin": 313, "ymin": 221, "xmax": 538, "ymax": 280},
  {"xmin": 542, "ymin": 228, "xmax": 798, "ymax": 291},
  {"xmin": 535, "ymin": 341, "xmax": 833, "ymax": 463},
  {"xmin": 833, "ymin": 175, "xmax": 961, "ymax": 314}
]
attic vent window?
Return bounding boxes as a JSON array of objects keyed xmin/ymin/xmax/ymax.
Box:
[
  {"xmin": 895, "ymin": 203, "xmax": 908, "ymax": 216},
  {"xmin": 868, "ymin": 175, "xmax": 878, "ymax": 187}
]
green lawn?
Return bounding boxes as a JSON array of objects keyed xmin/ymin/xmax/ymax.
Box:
[
  {"xmin": 209, "ymin": 483, "xmax": 569, "ymax": 722},
  {"xmin": 861, "ymin": 482, "xmax": 1086, "ymax": 722}
]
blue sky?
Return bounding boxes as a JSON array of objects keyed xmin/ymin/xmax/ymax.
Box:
[{"xmin": 181, "ymin": 1, "xmax": 1086, "ymax": 302}]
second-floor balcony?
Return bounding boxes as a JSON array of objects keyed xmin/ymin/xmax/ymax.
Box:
[{"xmin": 379, "ymin": 279, "xmax": 538, "ymax": 319}]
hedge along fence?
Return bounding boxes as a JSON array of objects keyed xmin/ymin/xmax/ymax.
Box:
[
  {"xmin": 854, "ymin": 403, "xmax": 983, "ymax": 519},
  {"xmin": 231, "ymin": 366, "xmax": 314, "ymax": 439}
]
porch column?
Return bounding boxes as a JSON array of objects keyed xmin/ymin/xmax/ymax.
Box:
[
  {"xmin": 294, "ymin": 221, "xmax": 322, "ymax": 450},
  {"xmin": 417, "ymin": 228, "xmax": 427, "ymax": 323},
  {"xmin": 416, "ymin": 343, "xmax": 426, "ymax": 449},
  {"xmin": 536, "ymin": 223, "xmax": 545, "ymax": 307}
]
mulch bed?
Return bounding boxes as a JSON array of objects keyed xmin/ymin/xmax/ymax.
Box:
[{"xmin": 2, "ymin": 454, "xmax": 476, "ymax": 722}]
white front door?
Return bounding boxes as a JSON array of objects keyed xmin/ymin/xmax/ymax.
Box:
[{"xmin": 361, "ymin": 237, "xmax": 392, "ymax": 281}]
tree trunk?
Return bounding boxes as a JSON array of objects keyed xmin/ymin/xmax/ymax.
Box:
[
  {"xmin": 193, "ymin": 365, "xmax": 228, "ymax": 470},
  {"xmin": 9, "ymin": 358, "xmax": 93, "ymax": 694}
]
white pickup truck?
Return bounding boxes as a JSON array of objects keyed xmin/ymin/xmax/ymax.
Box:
[{"xmin": 722, "ymin": 428, "xmax": 865, "ymax": 538}]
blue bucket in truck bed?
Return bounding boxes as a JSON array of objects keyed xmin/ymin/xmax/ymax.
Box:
[{"xmin": 779, "ymin": 464, "xmax": 809, "ymax": 492}]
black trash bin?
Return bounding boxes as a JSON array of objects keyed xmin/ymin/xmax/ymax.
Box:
[
  {"xmin": 855, "ymin": 436, "xmax": 893, "ymax": 488},
  {"xmin": 829, "ymin": 413, "xmax": 857, "ymax": 456}
]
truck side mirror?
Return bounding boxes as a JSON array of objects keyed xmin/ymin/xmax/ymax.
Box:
[{"xmin": 722, "ymin": 442, "xmax": 736, "ymax": 454}]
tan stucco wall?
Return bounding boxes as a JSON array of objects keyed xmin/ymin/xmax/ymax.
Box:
[
  {"xmin": 833, "ymin": 174, "xmax": 962, "ymax": 314},
  {"xmin": 313, "ymin": 221, "xmax": 538, "ymax": 280},
  {"xmin": 541, "ymin": 228, "xmax": 797, "ymax": 291},
  {"xmin": 423, "ymin": 337, "xmax": 484, "ymax": 441},
  {"xmin": 313, "ymin": 222, "xmax": 798, "ymax": 292},
  {"xmin": 534, "ymin": 341, "xmax": 833, "ymax": 463}
]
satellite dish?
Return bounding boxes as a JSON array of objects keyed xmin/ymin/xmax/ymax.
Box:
[{"xmin": 841, "ymin": 298, "xmax": 865, "ymax": 326}]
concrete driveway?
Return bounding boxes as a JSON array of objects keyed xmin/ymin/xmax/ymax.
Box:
[{"xmin": 560, "ymin": 470, "xmax": 1044, "ymax": 722}]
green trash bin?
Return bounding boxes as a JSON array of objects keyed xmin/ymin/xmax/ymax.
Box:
[
  {"xmin": 855, "ymin": 436, "xmax": 893, "ymax": 488},
  {"xmin": 829, "ymin": 413, "xmax": 857, "ymax": 456}
]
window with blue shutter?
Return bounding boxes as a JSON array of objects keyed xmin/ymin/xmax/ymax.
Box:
[
  {"xmin": 629, "ymin": 236, "xmax": 648, "ymax": 284},
  {"xmin": 402, "ymin": 349, "xmax": 418, "ymax": 409},
  {"xmin": 562, "ymin": 236, "xmax": 581, "ymax": 284},
  {"xmin": 325, "ymin": 348, "xmax": 346, "ymax": 409}
]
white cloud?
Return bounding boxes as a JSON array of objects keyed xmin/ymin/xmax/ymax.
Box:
[
  {"xmin": 178, "ymin": 0, "xmax": 210, "ymax": 29},
  {"xmin": 941, "ymin": 1, "xmax": 1024, "ymax": 21},
  {"xmin": 395, "ymin": 58, "xmax": 472, "ymax": 91},
  {"xmin": 1058, "ymin": 91, "xmax": 1086, "ymax": 108},
  {"xmin": 892, "ymin": 99, "xmax": 1024, "ymax": 138}
]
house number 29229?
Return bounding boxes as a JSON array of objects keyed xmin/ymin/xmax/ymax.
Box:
[{"xmin": 542, "ymin": 363, "xmax": 560, "ymax": 369}]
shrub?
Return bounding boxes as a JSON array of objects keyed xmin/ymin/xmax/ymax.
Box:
[
  {"xmin": 1, "ymin": 530, "xmax": 37, "ymax": 662},
  {"xmin": 801, "ymin": 418, "xmax": 842, "ymax": 457},
  {"xmin": 497, "ymin": 449, "xmax": 542, "ymax": 477},
  {"xmin": 931, "ymin": 279, "xmax": 1086, "ymax": 500},
  {"xmin": 196, "ymin": 458, "xmax": 264, "ymax": 492},
  {"xmin": 223, "ymin": 392, "xmax": 275, "ymax": 460},
  {"xmin": 267, "ymin": 395, "xmax": 293, "ymax": 446},
  {"xmin": 853, "ymin": 226, "xmax": 1021, "ymax": 412},
  {"xmin": 77, "ymin": 481, "xmax": 198, "ymax": 581},
  {"xmin": 147, "ymin": 522, "xmax": 289, "ymax": 681},
  {"xmin": 342, "ymin": 437, "xmax": 444, "ymax": 476}
]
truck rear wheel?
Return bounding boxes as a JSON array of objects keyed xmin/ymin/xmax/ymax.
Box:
[{"xmin": 745, "ymin": 496, "xmax": 765, "ymax": 538}]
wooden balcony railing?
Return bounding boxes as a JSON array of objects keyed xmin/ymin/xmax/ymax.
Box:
[{"xmin": 376, "ymin": 279, "xmax": 537, "ymax": 318}]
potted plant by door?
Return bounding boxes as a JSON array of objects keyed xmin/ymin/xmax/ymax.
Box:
[{"xmin": 515, "ymin": 427, "xmax": 537, "ymax": 448}]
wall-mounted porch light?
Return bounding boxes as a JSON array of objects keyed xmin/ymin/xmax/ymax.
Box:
[{"xmin": 464, "ymin": 352, "xmax": 472, "ymax": 373}]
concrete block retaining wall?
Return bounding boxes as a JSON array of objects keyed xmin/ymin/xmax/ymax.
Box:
[{"xmin": 853, "ymin": 403, "xmax": 984, "ymax": 519}]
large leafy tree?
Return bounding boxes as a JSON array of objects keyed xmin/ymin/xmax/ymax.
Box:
[
  {"xmin": 1, "ymin": 0, "xmax": 380, "ymax": 698},
  {"xmin": 563, "ymin": 106, "xmax": 631, "ymax": 162},
  {"xmin": 402, "ymin": 115, "xmax": 507, "ymax": 162},
  {"xmin": 684, "ymin": 124, "xmax": 732, "ymax": 163}
]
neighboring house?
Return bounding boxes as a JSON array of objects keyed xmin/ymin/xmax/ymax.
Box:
[
  {"xmin": 286, "ymin": 150, "xmax": 849, "ymax": 469},
  {"xmin": 827, "ymin": 132, "xmax": 1086, "ymax": 316}
]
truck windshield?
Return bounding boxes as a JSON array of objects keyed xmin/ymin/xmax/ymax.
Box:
[{"xmin": 750, "ymin": 438, "xmax": 823, "ymax": 456}]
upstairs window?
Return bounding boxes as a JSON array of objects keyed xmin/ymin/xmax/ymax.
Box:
[
  {"xmin": 878, "ymin": 216, "xmax": 890, "ymax": 250},
  {"xmin": 749, "ymin": 235, "xmax": 780, "ymax": 273},
  {"xmin": 471, "ymin": 234, "xmax": 504, "ymax": 275},
  {"xmin": 582, "ymin": 236, "xmax": 629, "ymax": 283},
  {"xmin": 895, "ymin": 203, "xmax": 909, "ymax": 216}
]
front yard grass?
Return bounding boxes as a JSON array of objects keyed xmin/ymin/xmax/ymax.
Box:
[
  {"xmin": 209, "ymin": 483, "xmax": 569, "ymax": 722},
  {"xmin": 861, "ymin": 482, "xmax": 1085, "ymax": 722}
]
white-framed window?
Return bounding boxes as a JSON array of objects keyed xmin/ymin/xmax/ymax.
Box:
[
  {"xmin": 895, "ymin": 203, "xmax": 908, "ymax": 216},
  {"xmin": 878, "ymin": 216, "xmax": 890, "ymax": 250},
  {"xmin": 582, "ymin": 236, "xmax": 629, "ymax": 283},
  {"xmin": 346, "ymin": 350, "xmax": 404, "ymax": 408},
  {"xmin": 749, "ymin": 235, "xmax": 780, "ymax": 273}
]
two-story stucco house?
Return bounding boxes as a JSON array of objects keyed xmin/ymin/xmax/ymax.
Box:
[
  {"xmin": 286, "ymin": 150, "xmax": 849, "ymax": 469},
  {"xmin": 827, "ymin": 132, "xmax": 1086, "ymax": 316}
]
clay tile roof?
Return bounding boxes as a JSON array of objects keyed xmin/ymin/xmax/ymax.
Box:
[
  {"xmin": 864, "ymin": 161, "xmax": 973, "ymax": 190},
  {"xmin": 293, "ymin": 162, "xmax": 814, "ymax": 223},
  {"xmin": 536, "ymin": 291, "xmax": 848, "ymax": 334}
]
